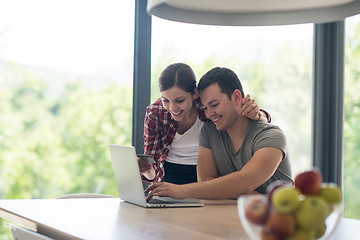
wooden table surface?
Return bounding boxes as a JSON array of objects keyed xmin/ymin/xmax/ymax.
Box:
[{"xmin": 0, "ymin": 198, "xmax": 248, "ymax": 240}]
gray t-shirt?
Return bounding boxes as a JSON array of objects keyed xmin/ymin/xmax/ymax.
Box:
[{"xmin": 199, "ymin": 120, "xmax": 293, "ymax": 194}]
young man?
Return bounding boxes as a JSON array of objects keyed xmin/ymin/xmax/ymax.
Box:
[{"xmin": 145, "ymin": 67, "xmax": 292, "ymax": 200}]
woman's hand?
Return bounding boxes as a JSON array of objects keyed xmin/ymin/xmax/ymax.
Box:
[
  {"xmin": 137, "ymin": 157, "xmax": 156, "ymax": 180},
  {"xmin": 240, "ymin": 94, "xmax": 261, "ymax": 120},
  {"xmin": 137, "ymin": 157, "xmax": 153, "ymax": 173}
]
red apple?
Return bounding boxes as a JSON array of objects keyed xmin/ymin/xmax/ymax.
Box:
[
  {"xmin": 294, "ymin": 169, "xmax": 322, "ymax": 195},
  {"xmin": 244, "ymin": 197, "xmax": 270, "ymax": 225},
  {"xmin": 265, "ymin": 211, "xmax": 296, "ymax": 239},
  {"xmin": 261, "ymin": 227, "xmax": 282, "ymax": 240}
]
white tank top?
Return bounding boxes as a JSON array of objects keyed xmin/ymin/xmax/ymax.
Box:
[{"xmin": 165, "ymin": 117, "xmax": 204, "ymax": 165}]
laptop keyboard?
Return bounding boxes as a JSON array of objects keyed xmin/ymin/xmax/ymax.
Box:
[{"xmin": 147, "ymin": 198, "xmax": 174, "ymax": 204}]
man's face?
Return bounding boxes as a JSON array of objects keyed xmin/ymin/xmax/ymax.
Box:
[{"xmin": 200, "ymin": 83, "xmax": 239, "ymax": 131}]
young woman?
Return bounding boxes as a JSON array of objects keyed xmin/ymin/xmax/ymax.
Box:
[{"xmin": 139, "ymin": 63, "xmax": 271, "ymax": 184}]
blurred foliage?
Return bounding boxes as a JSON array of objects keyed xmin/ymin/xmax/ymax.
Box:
[
  {"xmin": 0, "ymin": 63, "xmax": 132, "ymax": 237},
  {"xmin": 0, "ymin": 69, "xmax": 132, "ymax": 199}
]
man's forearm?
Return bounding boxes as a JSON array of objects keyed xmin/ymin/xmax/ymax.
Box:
[{"xmin": 187, "ymin": 173, "xmax": 254, "ymax": 200}]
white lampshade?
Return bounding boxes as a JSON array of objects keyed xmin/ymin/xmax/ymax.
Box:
[{"xmin": 147, "ymin": 0, "xmax": 360, "ymax": 26}]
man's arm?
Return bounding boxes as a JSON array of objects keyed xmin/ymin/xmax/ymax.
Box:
[
  {"xmin": 146, "ymin": 147, "xmax": 284, "ymax": 200},
  {"xmin": 196, "ymin": 146, "xmax": 218, "ymax": 181}
]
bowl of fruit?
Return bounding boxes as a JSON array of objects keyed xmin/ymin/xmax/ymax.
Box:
[{"xmin": 237, "ymin": 169, "xmax": 343, "ymax": 240}]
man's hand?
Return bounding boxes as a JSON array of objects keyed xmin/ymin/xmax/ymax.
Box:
[
  {"xmin": 239, "ymin": 94, "xmax": 260, "ymax": 120},
  {"xmin": 145, "ymin": 182, "xmax": 190, "ymax": 201}
]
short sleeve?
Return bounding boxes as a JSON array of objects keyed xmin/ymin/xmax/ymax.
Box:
[
  {"xmin": 199, "ymin": 122, "xmax": 212, "ymax": 149},
  {"xmin": 253, "ymin": 127, "xmax": 288, "ymax": 158}
]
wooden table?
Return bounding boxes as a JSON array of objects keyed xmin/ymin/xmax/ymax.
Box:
[
  {"xmin": 0, "ymin": 198, "xmax": 248, "ymax": 240},
  {"xmin": 0, "ymin": 198, "xmax": 359, "ymax": 240}
]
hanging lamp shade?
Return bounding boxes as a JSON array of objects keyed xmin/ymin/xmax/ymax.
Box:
[{"xmin": 147, "ymin": 0, "xmax": 360, "ymax": 26}]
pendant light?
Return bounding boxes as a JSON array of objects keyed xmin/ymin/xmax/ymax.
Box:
[{"xmin": 147, "ymin": 0, "xmax": 360, "ymax": 26}]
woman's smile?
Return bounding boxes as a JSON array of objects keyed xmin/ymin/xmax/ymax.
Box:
[{"xmin": 171, "ymin": 110, "xmax": 183, "ymax": 117}]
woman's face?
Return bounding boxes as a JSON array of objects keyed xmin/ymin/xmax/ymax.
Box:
[{"xmin": 161, "ymin": 86, "xmax": 197, "ymax": 122}]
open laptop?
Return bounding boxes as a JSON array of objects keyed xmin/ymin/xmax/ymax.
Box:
[{"xmin": 109, "ymin": 144, "xmax": 203, "ymax": 208}]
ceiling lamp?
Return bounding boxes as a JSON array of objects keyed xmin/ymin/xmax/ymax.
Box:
[{"xmin": 147, "ymin": 0, "xmax": 360, "ymax": 26}]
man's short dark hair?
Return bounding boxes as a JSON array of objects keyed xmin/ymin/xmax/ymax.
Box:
[{"xmin": 198, "ymin": 67, "xmax": 244, "ymax": 99}]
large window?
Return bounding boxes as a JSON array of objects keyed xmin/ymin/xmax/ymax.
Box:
[
  {"xmin": 0, "ymin": 0, "xmax": 134, "ymax": 201},
  {"xmin": 151, "ymin": 17, "xmax": 313, "ymax": 177},
  {"xmin": 344, "ymin": 14, "xmax": 360, "ymax": 219}
]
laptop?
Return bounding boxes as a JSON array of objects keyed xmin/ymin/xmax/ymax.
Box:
[{"xmin": 109, "ymin": 144, "xmax": 203, "ymax": 208}]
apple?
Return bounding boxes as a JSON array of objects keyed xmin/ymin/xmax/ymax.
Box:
[
  {"xmin": 287, "ymin": 229, "xmax": 315, "ymax": 240},
  {"xmin": 295, "ymin": 196, "xmax": 329, "ymax": 231},
  {"xmin": 314, "ymin": 222, "xmax": 327, "ymax": 239},
  {"xmin": 260, "ymin": 227, "xmax": 282, "ymax": 240},
  {"xmin": 272, "ymin": 186, "xmax": 302, "ymax": 214},
  {"xmin": 265, "ymin": 211, "xmax": 296, "ymax": 239},
  {"xmin": 266, "ymin": 180, "xmax": 290, "ymax": 202},
  {"xmin": 244, "ymin": 197, "xmax": 270, "ymax": 225},
  {"xmin": 320, "ymin": 183, "xmax": 342, "ymax": 204},
  {"xmin": 294, "ymin": 169, "xmax": 322, "ymax": 195}
]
